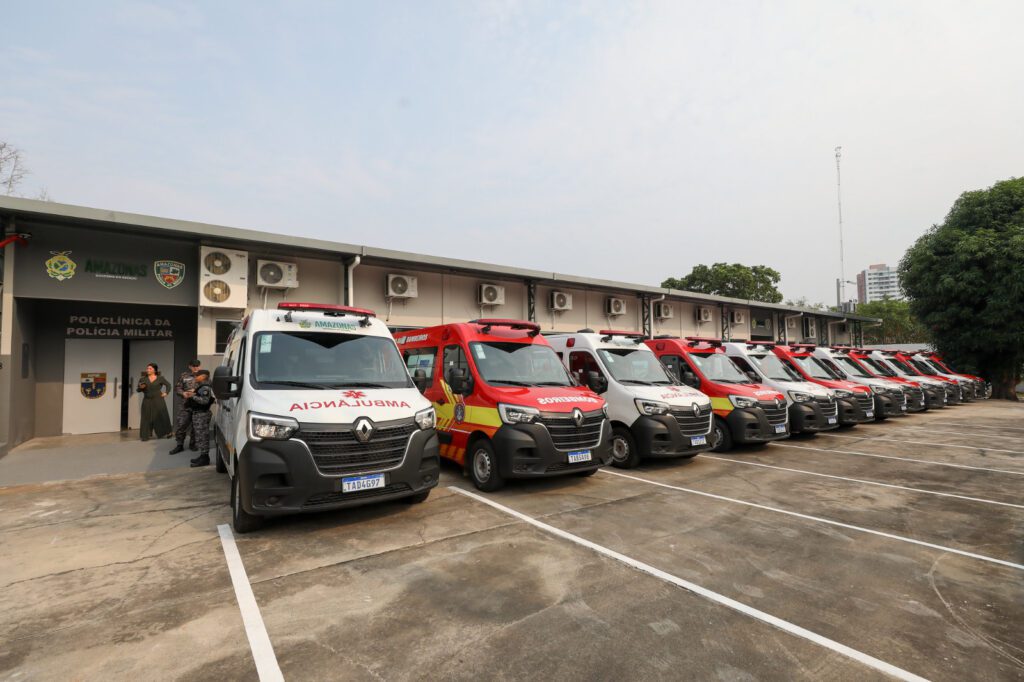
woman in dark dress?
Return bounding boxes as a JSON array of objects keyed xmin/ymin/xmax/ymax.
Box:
[{"xmin": 137, "ymin": 363, "xmax": 173, "ymax": 441}]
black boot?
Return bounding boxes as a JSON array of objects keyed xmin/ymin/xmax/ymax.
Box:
[
  {"xmin": 169, "ymin": 443, "xmax": 185, "ymax": 455},
  {"xmin": 190, "ymin": 453, "xmax": 210, "ymax": 467},
  {"xmin": 188, "ymin": 441, "xmax": 198, "ymax": 451}
]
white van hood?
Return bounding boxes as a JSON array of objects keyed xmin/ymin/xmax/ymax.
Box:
[
  {"xmin": 775, "ymin": 380, "xmax": 832, "ymax": 397},
  {"xmin": 247, "ymin": 387, "xmax": 431, "ymax": 423},
  {"xmin": 633, "ymin": 384, "xmax": 712, "ymax": 408}
]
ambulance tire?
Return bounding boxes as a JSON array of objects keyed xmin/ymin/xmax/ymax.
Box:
[
  {"xmin": 469, "ymin": 440, "xmax": 505, "ymax": 492},
  {"xmin": 214, "ymin": 439, "xmax": 227, "ymax": 474},
  {"xmin": 710, "ymin": 417, "xmax": 732, "ymax": 453},
  {"xmin": 231, "ymin": 467, "xmax": 265, "ymax": 534},
  {"xmin": 610, "ymin": 426, "xmax": 641, "ymax": 469}
]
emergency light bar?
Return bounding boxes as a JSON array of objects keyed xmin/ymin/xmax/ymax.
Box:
[
  {"xmin": 599, "ymin": 329, "xmax": 645, "ymax": 342},
  {"xmin": 789, "ymin": 343, "xmax": 817, "ymax": 351},
  {"xmin": 746, "ymin": 341, "xmax": 776, "ymax": 349},
  {"xmin": 470, "ymin": 319, "xmax": 541, "ymax": 336},
  {"xmin": 277, "ymin": 302, "xmax": 377, "ymax": 317},
  {"xmin": 685, "ymin": 336, "xmax": 723, "ymax": 348}
]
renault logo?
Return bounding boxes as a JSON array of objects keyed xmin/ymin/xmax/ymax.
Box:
[
  {"xmin": 353, "ymin": 417, "xmax": 375, "ymax": 443},
  {"xmin": 692, "ymin": 402, "xmax": 701, "ymax": 415},
  {"xmin": 572, "ymin": 408, "xmax": 585, "ymax": 428},
  {"xmin": 775, "ymin": 398, "xmax": 783, "ymax": 409}
]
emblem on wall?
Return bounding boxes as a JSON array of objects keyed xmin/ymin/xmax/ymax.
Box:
[
  {"xmin": 153, "ymin": 260, "xmax": 186, "ymax": 289},
  {"xmin": 81, "ymin": 372, "xmax": 107, "ymax": 399},
  {"xmin": 45, "ymin": 251, "xmax": 77, "ymax": 282}
]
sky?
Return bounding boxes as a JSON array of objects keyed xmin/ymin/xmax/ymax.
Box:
[{"xmin": 2, "ymin": 1, "xmax": 1022, "ymax": 304}]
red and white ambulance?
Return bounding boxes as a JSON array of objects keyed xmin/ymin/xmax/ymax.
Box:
[
  {"xmin": 396, "ymin": 320, "xmax": 611, "ymax": 491},
  {"xmin": 918, "ymin": 352, "xmax": 990, "ymax": 399},
  {"xmin": 865, "ymin": 350, "xmax": 964, "ymax": 405},
  {"xmin": 770, "ymin": 344, "xmax": 876, "ymax": 424},
  {"xmin": 644, "ymin": 337, "xmax": 789, "ymax": 451},
  {"xmin": 808, "ymin": 347, "xmax": 910, "ymax": 418}
]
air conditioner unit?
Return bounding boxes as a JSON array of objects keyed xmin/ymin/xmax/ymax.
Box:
[
  {"xmin": 550, "ymin": 291, "xmax": 572, "ymax": 311},
  {"xmin": 478, "ymin": 283, "xmax": 505, "ymax": 306},
  {"xmin": 654, "ymin": 302, "xmax": 673, "ymax": 319},
  {"xmin": 386, "ymin": 274, "xmax": 418, "ymax": 299},
  {"xmin": 606, "ymin": 297, "xmax": 626, "ymax": 316},
  {"xmin": 256, "ymin": 260, "xmax": 299, "ymax": 288},
  {"xmin": 730, "ymin": 310, "xmax": 746, "ymax": 325},
  {"xmin": 803, "ymin": 317, "xmax": 817, "ymax": 338},
  {"xmin": 786, "ymin": 316, "xmax": 799, "ymax": 330},
  {"xmin": 696, "ymin": 307, "xmax": 713, "ymax": 323},
  {"xmin": 199, "ymin": 246, "xmax": 248, "ymax": 309}
]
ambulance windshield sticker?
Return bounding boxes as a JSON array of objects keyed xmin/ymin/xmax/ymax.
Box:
[
  {"xmin": 46, "ymin": 251, "xmax": 77, "ymax": 282},
  {"xmin": 473, "ymin": 345, "xmax": 486, "ymax": 359},
  {"xmin": 260, "ymin": 336, "xmax": 273, "ymax": 353}
]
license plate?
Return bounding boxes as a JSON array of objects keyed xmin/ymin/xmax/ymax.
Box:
[
  {"xmin": 774, "ymin": 424, "xmax": 787, "ymax": 434},
  {"xmin": 690, "ymin": 435, "xmax": 707, "ymax": 446},
  {"xmin": 865, "ymin": 411, "xmax": 874, "ymax": 418},
  {"xmin": 568, "ymin": 450, "xmax": 592, "ymax": 463},
  {"xmin": 342, "ymin": 473, "xmax": 385, "ymax": 493},
  {"xmin": 827, "ymin": 416, "xmax": 837, "ymax": 425},
  {"xmin": 900, "ymin": 404, "xmax": 907, "ymax": 411}
]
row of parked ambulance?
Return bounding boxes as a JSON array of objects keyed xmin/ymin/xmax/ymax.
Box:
[{"xmin": 209, "ymin": 303, "xmax": 990, "ymax": 532}]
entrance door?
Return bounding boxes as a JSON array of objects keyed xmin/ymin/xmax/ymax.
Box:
[
  {"xmin": 127, "ymin": 341, "xmax": 175, "ymax": 430},
  {"xmin": 62, "ymin": 339, "xmax": 123, "ymax": 434}
]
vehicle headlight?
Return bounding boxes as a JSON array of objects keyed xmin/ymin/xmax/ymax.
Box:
[
  {"xmin": 248, "ymin": 412, "xmax": 299, "ymax": 440},
  {"xmin": 498, "ymin": 403, "xmax": 540, "ymax": 424},
  {"xmin": 833, "ymin": 389, "xmax": 853, "ymax": 399},
  {"xmin": 635, "ymin": 399, "xmax": 670, "ymax": 416},
  {"xmin": 729, "ymin": 395, "xmax": 758, "ymax": 409},
  {"xmin": 788, "ymin": 391, "xmax": 813, "ymax": 403},
  {"xmin": 414, "ymin": 407, "xmax": 436, "ymax": 430}
]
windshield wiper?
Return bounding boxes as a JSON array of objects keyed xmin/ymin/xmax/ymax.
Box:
[
  {"xmin": 331, "ymin": 382, "xmax": 394, "ymax": 389},
  {"xmin": 534, "ymin": 381, "xmax": 571, "ymax": 387},
  {"xmin": 619, "ymin": 379, "xmax": 654, "ymax": 386},
  {"xmin": 488, "ymin": 380, "xmax": 531, "ymax": 387},
  {"xmin": 263, "ymin": 380, "xmax": 335, "ymax": 390}
]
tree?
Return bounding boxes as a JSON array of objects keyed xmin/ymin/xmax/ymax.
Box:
[
  {"xmin": 783, "ymin": 297, "xmax": 829, "ymax": 311},
  {"xmin": 0, "ymin": 141, "xmax": 28, "ymax": 196},
  {"xmin": 662, "ymin": 263, "xmax": 784, "ymax": 302},
  {"xmin": 899, "ymin": 177, "xmax": 1024, "ymax": 400},
  {"xmin": 856, "ymin": 298, "xmax": 929, "ymax": 345}
]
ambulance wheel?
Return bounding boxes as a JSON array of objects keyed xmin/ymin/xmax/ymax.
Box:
[
  {"xmin": 610, "ymin": 426, "xmax": 641, "ymax": 469},
  {"xmin": 231, "ymin": 468, "xmax": 264, "ymax": 534},
  {"xmin": 214, "ymin": 441, "xmax": 227, "ymax": 474},
  {"xmin": 403, "ymin": 490, "xmax": 431, "ymax": 504},
  {"xmin": 469, "ymin": 441, "xmax": 505, "ymax": 492},
  {"xmin": 710, "ymin": 418, "xmax": 732, "ymax": 452}
]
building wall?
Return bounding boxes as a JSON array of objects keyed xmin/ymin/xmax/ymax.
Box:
[{"xmin": 9, "ymin": 299, "xmax": 36, "ymax": 445}]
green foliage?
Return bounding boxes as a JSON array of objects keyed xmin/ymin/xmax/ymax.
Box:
[
  {"xmin": 663, "ymin": 263, "xmax": 783, "ymax": 303},
  {"xmin": 855, "ymin": 298, "xmax": 929, "ymax": 344},
  {"xmin": 899, "ymin": 177, "xmax": 1024, "ymax": 399},
  {"xmin": 783, "ymin": 297, "xmax": 828, "ymax": 311}
]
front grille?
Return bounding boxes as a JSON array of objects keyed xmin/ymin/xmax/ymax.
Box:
[
  {"xmin": 303, "ymin": 483, "xmax": 411, "ymax": 507},
  {"xmin": 669, "ymin": 408, "xmax": 713, "ymax": 437},
  {"xmin": 855, "ymin": 393, "xmax": 873, "ymax": 412},
  {"xmin": 814, "ymin": 396, "xmax": 839, "ymax": 417},
  {"xmin": 538, "ymin": 410, "xmax": 604, "ymax": 451},
  {"xmin": 905, "ymin": 386, "xmax": 925, "ymax": 408},
  {"xmin": 757, "ymin": 401, "xmax": 788, "ymax": 425},
  {"xmin": 297, "ymin": 420, "xmax": 416, "ymax": 475},
  {"xmin": 545, "ymin": 460, "xmax": 597, "ymax": 473}
]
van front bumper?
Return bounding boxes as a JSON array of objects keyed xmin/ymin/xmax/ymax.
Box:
[
  {"xmin": 725, "ymin": 407, "xmax": 790, "ymax": 444},
  {"xmin": 492, "ymin": 419, "xmax": 612, "ymax": 478},
  {"xmin": 836, "ymin": 396, "xmax": 874, "ymax": 425},
  {"xmin": 237, "ymin": 429, "xmax": 440, "ymax": 516},
  {"xmin": 631, "ymin": 414, "xmax": 713, "ymax": 459},
  {"xmin": 923, "ymin": 386, "xmax": 947, "ymax": 409},
  {"xmin": 788, "ymin": 402, "xmax": 839, "ymax": 433}
]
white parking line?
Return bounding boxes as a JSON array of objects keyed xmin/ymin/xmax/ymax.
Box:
[
  {"xmin": 775, "ymin": 443, "xmax": 1024, "ymax": 476},
  {"xmin": 701, "ymin": 455, "xmax": 1024, "ymax": 510},
  {"xmin": 878, "ymin": 426, "xmax": 1024, "ymax": 442},
  {"xmin": 823, "ymin": 432, "xmax": 1024, "ymax": 455},
  {"xmin": 449, "ymin": 486, "xmax": 929, "ymax": 682},
  {"xmin": 599, "ymin": 470, "xmax": 1024, "ymax": 572},
  {"xmin": 218, "ymin": 524, "xmax": 284, "ymax": 682},
  {"xmin": 933, "ymin": 422, "xmax": 1024, "ymax": 433}
]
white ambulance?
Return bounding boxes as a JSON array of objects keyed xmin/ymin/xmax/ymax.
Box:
[
  {"xmin": 546, "ymin": 330, "xmax": 713, "ymax": 468},
  {"xmin": 723, "ymin": 342, "xmax": 840, "ymax": 434},
  {"xmin": 212, "ymin": 302, "xmax": 440, "ymax": 533}
]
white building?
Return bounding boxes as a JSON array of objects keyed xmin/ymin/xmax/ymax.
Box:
[{"xmin": 856, "ymin": 264, "xmax": 904, "ymax": 303}]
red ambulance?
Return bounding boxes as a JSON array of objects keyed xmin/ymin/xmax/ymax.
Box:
[
  {"xmin": 917, "ymin": 352, "xmax": 990, "ymax": 398},
  {"xmin": 396, "ymin": 320, "xmax": 611, "ymax": 491},
  {"xmin": 771, "ymin": 344, "xmax": 876, "ymax": 423},
  {"xmin": 644, "ymin": 337, "xmax": 789, "ymax": 451}
]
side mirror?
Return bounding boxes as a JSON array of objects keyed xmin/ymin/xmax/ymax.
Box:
[
  {"xmin": 586, "ymin": 370, "xmax": 608, "ymax": 394},
  {"xmin": 447, "ymin": 367, "xmax": 471, "ymax": 395},
  {"xmin": 682, "ymin": 371, "xmax": 699, "ymax": 388},
  {"xmin": 412, "ymin": 369, "xmax": 429, "ymax": 393},
  {"xmin": 212, "ymin": 365, "xmax": 241, "ymax": 400},
  {"xmin": 746, "ymin": 371, "xmax": 759, "ymax": 383}
]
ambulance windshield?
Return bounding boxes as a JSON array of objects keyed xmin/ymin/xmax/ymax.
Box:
[
  {"xmin": 749, "ymin": 354, "xmax": 802, "ymax": 381},
  {"xmin": 863, "ymin": 357, "xmax": 898, "ymax": 377},
  {"xmin": 597, "ymin": 348, "xmax": 674, "ymax": 385},
  {"xmin": 688, "ymin": 352, "xmax": 751, "ymax": 383},
  {"xmin": 252, "ymin": 332, "xmax": 412, "ymax": 389},
  {"xmin": 792, "ymin": 355, "xmax": 838, "ymax": 380},
  {"xmin": 470, "ymin": 342, "xmax": 573, "ymax": 387},
  {"xmin": 835, "ymin": 356, "xmax": 873, "ymax": 378}
]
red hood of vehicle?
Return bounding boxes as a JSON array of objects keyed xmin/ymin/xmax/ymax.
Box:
[{"xmin": 486, "ymin": 385, "xmax": 606, "ymax": 413}]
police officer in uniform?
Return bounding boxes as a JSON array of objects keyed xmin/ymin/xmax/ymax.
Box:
[
  {"xmin": 173, "ymin": 360, "xmax": 201, "ymax": 451},
  {"xmin": 184, "ymin": 370, "xmax": 215, "ymax": 467}
]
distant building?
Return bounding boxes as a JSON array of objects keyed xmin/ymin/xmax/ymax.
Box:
[{"xmin": 856, "ymin": 264, "xmax": 904, "ymax": 303}]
